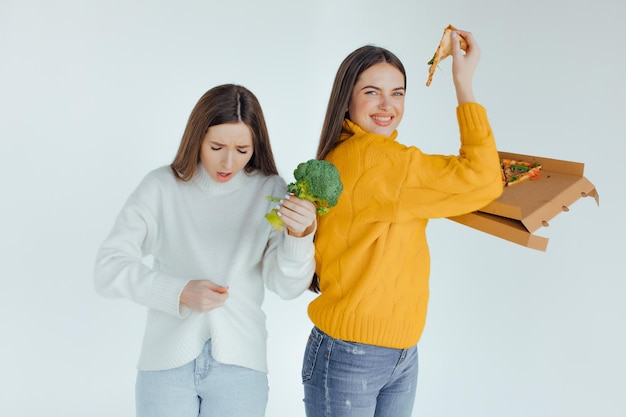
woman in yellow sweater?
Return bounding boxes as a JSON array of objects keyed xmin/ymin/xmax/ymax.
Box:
[{"xmin": 302, "ymin": 29, "xmax": 503, "ymax": 417}]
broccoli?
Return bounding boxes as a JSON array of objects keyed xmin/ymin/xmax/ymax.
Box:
[{"xmin": 265, "ymin": 159, "xmax": 343, "ymax": 232}]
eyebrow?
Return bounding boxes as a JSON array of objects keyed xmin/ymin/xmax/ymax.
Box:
[{"xmin": 359, "ymin": 85, "xmax": 406, "ymax": 92}]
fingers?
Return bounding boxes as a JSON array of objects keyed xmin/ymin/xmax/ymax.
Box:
[
  {"xmin": 277, "ymin": 194, "xmax": 316, "ymax": 237},
  {"xmin": 451, "ymin": 31, "xmax": 462, "ymax": 56},
  {"xmin": 180, "ymin": 279, "xmax": 229, "ymax": 312},
  {"xmin": 455, "ymin": 30, "xmax": 477, "ymax": 50},
  {"xmin": 451, "ymin": 29, "xmax": 480, "ymax": 57}
]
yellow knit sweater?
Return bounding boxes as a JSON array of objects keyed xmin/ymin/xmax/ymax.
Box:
[{"xmin": 309, "ymin": 102, "xmax": 503, "ymax": 348}]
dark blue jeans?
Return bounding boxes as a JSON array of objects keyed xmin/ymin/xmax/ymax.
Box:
[{"xmin": 302, "ymin": 326, "xmax": 418, "ymax": 417}]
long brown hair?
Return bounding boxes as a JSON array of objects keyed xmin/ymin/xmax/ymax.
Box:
[
  {"xmin": 171, "ymin": 84, "xmax": 278, "ymax": 180},
  {"xmin": 316, "ymin": 45, "xmax": 406, "ymax": 161},
  {"xmin": 310, "ymin": 46, "xmax": 406, "ymax": 293}
]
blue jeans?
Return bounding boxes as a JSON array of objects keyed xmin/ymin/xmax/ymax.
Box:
[
  {"xmin": 302, "ymin": 326, "xmax": 418, "ymax": 417},
  {"xmin": 135, "ymin": 339, "xmax": 268, "ymax": 417}
]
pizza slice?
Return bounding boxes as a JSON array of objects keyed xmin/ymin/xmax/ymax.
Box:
[
  {"xmin": 426, "ymin": 24, "xmax": 468, "ymax": 87},
  {"xmin": 501, "ymin": 158, "xmax": 543, "ymax": 187}
]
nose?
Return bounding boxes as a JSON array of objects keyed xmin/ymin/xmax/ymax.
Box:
[
  {"xmin": 222, "ymin": 151, "xmax": 234, "ymax": 169},
  {"xmin": 378, "ymin": 95, "xmax": 390, "ymax": 110}
]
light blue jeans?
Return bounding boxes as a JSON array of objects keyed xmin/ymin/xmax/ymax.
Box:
[
  {"xmin": 302, "ymin": 326, "xmax": 418, "ymax": 417},
  {"xmin": 136, "ymin": 339, "xmax": 268, "ymax": 417}
]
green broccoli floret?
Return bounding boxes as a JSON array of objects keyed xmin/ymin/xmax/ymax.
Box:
[
  {"xmin": 288, "ymin": 159, "xmax": 343, "ymax": 215},
  {"xmin": 264, "ymin": 159, "xmax": 343, "ymax": 232}
]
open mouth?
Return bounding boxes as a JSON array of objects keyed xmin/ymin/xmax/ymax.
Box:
[
  {"xmin": 217, "ymin": 172, "xmax": 232, "ymax": 181},
  {"xmin": 372, "ymin": 115, "xmax": 393, "ymax": 126}
]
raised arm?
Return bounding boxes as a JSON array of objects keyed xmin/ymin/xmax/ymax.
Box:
[{"xmin": 451, "ymin": 29, "xmax": 481, "ymax": 104}]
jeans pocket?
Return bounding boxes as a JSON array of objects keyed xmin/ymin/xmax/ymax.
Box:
[{"xmin": 301, "ymin": 327, "xmax": 323, "ymax": 382}]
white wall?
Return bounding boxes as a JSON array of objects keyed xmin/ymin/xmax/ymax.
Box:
[{"xmin": 1, "ymin": 1, "xmax": 624, "ymax": 416}]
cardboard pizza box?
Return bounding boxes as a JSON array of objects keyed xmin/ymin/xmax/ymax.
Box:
[{"xmin": 447, "ymin": 151, "xmax": 599, "ymax": 251}]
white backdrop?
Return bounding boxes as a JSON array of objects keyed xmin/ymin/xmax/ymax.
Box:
[{"xmin": 1, "ymin": 1, "xmax": 625, "ymax": 416}]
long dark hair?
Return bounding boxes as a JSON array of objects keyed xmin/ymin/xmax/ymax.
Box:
[
  {"xmin": 171, "ymin": 84, "xmax": 278, "ymax": 180},
  {"xmin": 310, "ymin": 46, "xmax": 406, "ymax": 293},
  {"xmin": 316, "ymin": 45, "xmax": 406, "ymax": 161}
]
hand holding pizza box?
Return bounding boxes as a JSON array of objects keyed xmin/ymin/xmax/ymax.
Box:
[{"xmin": 448, "ymin": 151, "xmax": 599, "ymax": 251}]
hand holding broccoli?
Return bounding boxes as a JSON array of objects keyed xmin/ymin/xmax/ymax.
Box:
[{"xmin": 265, "ymin": 159, "xmax": 343, "ymax": 232}]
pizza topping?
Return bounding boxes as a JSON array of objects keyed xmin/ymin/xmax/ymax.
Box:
[
  {"xmin": 501, "ymin": 159, "xmax": 542, "ymax": 187},
  {"xmin": 510, "ymin": 164, "xmax": 531, "ymax": 172}
]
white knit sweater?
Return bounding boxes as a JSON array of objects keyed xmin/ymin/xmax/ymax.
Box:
[{"xmin": 94, "ymin": 165, "xmax": 315, "ymax": 373}]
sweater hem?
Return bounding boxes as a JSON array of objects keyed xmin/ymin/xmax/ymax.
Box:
[{"xmin": 307, "ymin": 304, "xmax": 424, "ymax": 349}]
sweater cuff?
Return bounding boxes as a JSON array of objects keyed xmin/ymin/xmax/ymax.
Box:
[
  {"xmin": 151, "ymin": 272, "xmax": 191, "ymax": 318},
  {"xmin": 456, "ymin": 102, "xmax": 490, "ymax": 145},
  {"xmin": 280, "ymin": 227, "xmax": 316, "ymax": 261}
]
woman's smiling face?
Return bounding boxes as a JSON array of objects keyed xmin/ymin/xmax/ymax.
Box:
[
  {"xmin": 200, "ymin": 122, "xmax": 254, "ymax": 182},
  {"xmin": 348, "ymin": 62, "xmax": 406, "ymax": 137}
]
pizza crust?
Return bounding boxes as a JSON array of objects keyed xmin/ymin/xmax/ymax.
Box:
[{"xmin": 426, "ymin": 24, "xmax": 468, "ymax": 87}]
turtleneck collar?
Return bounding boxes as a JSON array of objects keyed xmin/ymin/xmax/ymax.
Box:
[
  {"xmin": 192, "ymin": 164, "xmax": 254, "ymax": 195},
  {"xmin": 340, "ymin": 119, "xmax": 399, "ymax": 142}
]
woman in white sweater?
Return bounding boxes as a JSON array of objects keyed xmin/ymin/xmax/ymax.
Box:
[{"xmin": 94, "ymin": 84, "xmax": 316, "ymax": 417}]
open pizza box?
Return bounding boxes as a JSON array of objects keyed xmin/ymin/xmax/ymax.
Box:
[{"xmin": 447, "ymin": 151, "xmax": 599, "ymax": 251}]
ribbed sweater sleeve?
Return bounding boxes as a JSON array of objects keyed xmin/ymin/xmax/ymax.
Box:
[
  {"xmin": 263, "ymin": 228, "xmax": 316, "ymax": 299},
  {"xmin": 94, "ymin": 174, "xmax": 190, "ymax": 318},
  {"xmin": 396, "ymin": 102, "xmax": 503, "ymax": 220}
]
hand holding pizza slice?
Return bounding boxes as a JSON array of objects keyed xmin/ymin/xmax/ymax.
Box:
[{"xmin": 426, "ymin": 24, "xmax": 468, "ymax": 87}]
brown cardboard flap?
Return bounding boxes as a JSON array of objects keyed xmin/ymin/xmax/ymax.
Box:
[
  {"xmin": 448, "ymin": 211, "xmax": 549, "ymax": 251},
  {"xmin": 446, "ymin": 151, "xmax": 599, "ymax": 251},
  {"xmin": 482, "ymin": 175, "xmax": 598, "ymax": 233}
]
